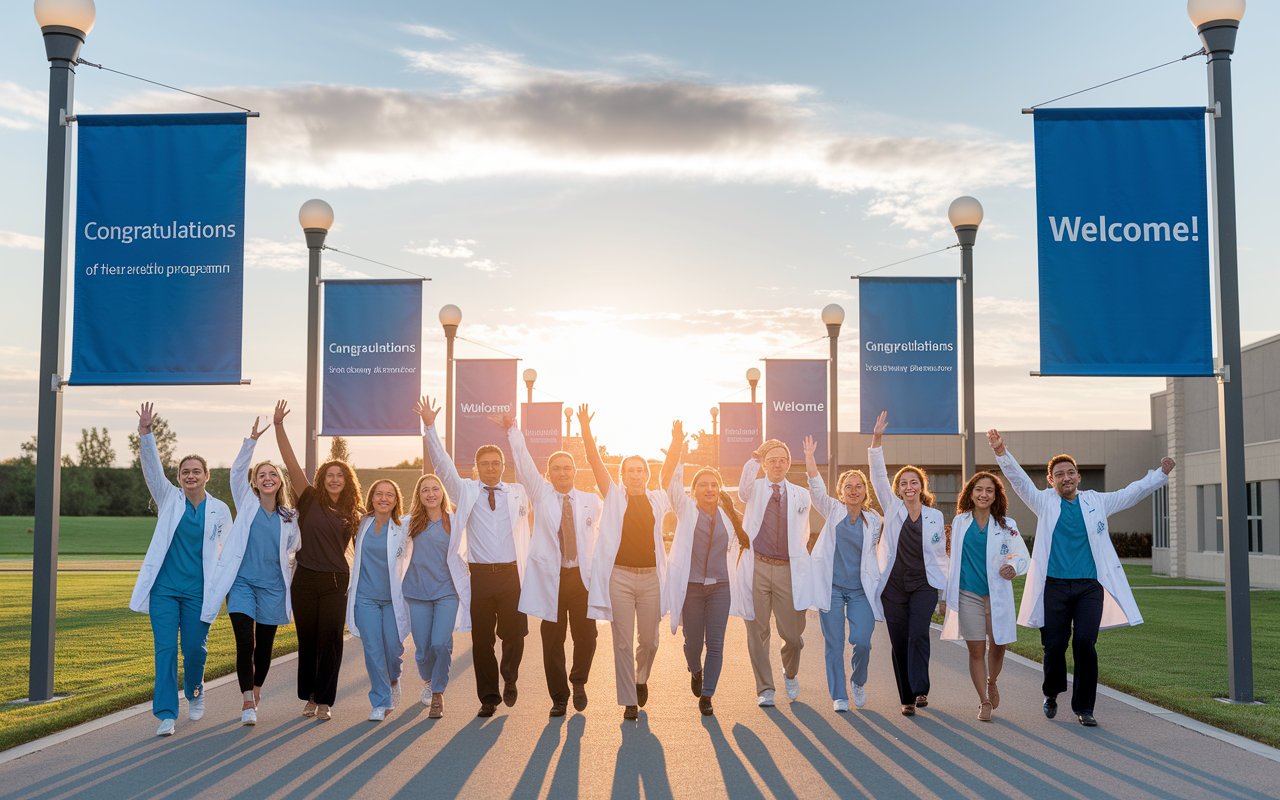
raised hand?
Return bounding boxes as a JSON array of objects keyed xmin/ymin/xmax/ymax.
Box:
[
  {"xmin": 987, "ymin": 429, "xmax": 1006, "ymax": 457},
  {"xmin": 490, "ymin": 414, "xmax": 515, "ymax": 430},
  {"xmin": 802, "ymin": 435, "xmax": 818, "ymax": 459},
  {"xmin": 576, "ymin": 404, "xmax": 594, "ymax": 435},
  {"xmin": 1161, "ymin": 456, "xmax": 1176, "ymax": 475},
  {"xmin": 273, "ymin": 400, "xmax": 290, "ymax": 426},
  {"xmin": 670, "ymin": 420, "xmax": 685, "ymax": 444},
  {"xmin": 416, "ymin": 396, "xmax": 440, "ymax": 428},
  {"xmin": 871, "ymin": 411, "xmax": 888, "ymax": 448},
  {"xmin": 250, "ymin": 416, "xmax": 266, "ymax": 440},
  {"xmin": 137, "ymin": 402, "xmax": 155, "ymax": 434}
]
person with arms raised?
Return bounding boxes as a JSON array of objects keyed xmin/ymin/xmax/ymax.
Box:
[{"xmin": 988, "ymin": 428, "xmax": 1173, "ymax": 727}]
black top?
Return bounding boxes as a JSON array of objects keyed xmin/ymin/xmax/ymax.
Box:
[
  {"xmin": 295, "ymin": 486, "xmax": 357, "ymax": 574},
  {"xmin": 616, "ymin": 493, "xmax": 657, "ymax": 568},
  {"xmin": 886, "ymin": 514, "xmax": 930, "ymax": 594}
]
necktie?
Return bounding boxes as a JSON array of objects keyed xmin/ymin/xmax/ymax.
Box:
[
  {"xmin": 770, "ymin": 483, "xmax": 782, "ymax": 534},
  {"xmin": 486, "ymin": 485, "xmax": 497, "ymax": 511},
  {"xmin": 559, "ymin": 494, "xmax": 577, "ymax": 562}
]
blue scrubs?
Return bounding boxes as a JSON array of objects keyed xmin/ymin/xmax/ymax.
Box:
[
  {"xmin": 819, "ymin": 514, "xmax": 875, "ymax": 700},
  {"xmin": 403, "ymin": 519, "xmax": 458, "ymax": 692},
  {"xmin": 149, "ymin": 497, "xmax": 210, "ymax": 721},
  {"xmin": 1047, "ymin": 498, "xmax": 1097, "ymax": 579},
  {"xmin": 227, "ymin": 507, "xmax": 289, "ymax": 625},
  {"xmin": 354, "ymin": 520, "xmax": 403, "ymax": 709},
  {"xmin": 959, "ymin": 519, "xmax": 990, "ymax": 596}
]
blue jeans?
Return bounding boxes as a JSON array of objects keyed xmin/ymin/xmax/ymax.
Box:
[
  {"xmin": 353, "ymin": 596, "xmax": 404, "ymax": 709},
  {"xmin": 148, "ymin": 588, "xmax": 210, "ymax": 721},
  {"xmin": 681, "ymin": 582, "xmax": 731, "ymax": 697},
  {"xmin": 406, "ymin": 595, "xmax": 458, "ymax": 693},
  {"xmin": 820, "ymin": 584, "xmax": 875, "ymax": 701}
]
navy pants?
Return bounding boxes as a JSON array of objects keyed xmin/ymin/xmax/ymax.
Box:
[
  {"xmin": 881, "ymin": 584, "xmax": 935, "ymax": 705},
  {"xmin": 682, "ymin": 582, "xmax": 731, "ymax": 697},
  {"xmin": 1041, "ymin": 577, "xmax": 1105, "ymax": 714}
]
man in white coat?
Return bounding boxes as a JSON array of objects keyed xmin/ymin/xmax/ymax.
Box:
[
  {"xmin": 497, "ymin": 416, "xmax": 600, "ymax": 717},
  {"xmin": 739, "ymin": 438, "xmax": 816, "ymax": 706},
  {"xmin": 988, "ymin": 429, "xmax": 1174, "ymax": 727},
  {"xmin": 418, "ymin": 397, "xmax": 532, "ymax": 718}
]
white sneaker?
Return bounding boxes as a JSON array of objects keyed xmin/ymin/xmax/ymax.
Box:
[
  {"xmin": 156, "ymin": 719, "xmax": 176, "ymax": 736},
  {"xmin": 390, "ymin": 681, "xmax": 401, "ymax": 709},
  {"xmin": 785, "ymin": 676, "xmax": 800, "ymax": 701},
  {"xmin": 188, "ymin": 694, "xmax": 205, "ymax": 721},
  {"xmin": 852, "ymin": 683, "xmax": 867, "ymax": 708},
  {"xmin": 369, "ymin": 707, "xmax": 386, "ymax": 722},
  {"xmin": 833, "ymin": 699, "xmax": 849, "ymax": 712},
  {"xmin": 241, "ymin": 708, "xmax": 257, "ymax": 726},
  {"xmin": 421, "ymin": 684, "xmax": 433, "ymax": 705},
  {"xmin": 757, "ymin": 690, "xmax": 775, "ymax": 707}
]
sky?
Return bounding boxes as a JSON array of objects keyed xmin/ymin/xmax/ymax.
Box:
[{"xmin": 1, "ymin": 0, "xmax": 1277, "ymax": 470}]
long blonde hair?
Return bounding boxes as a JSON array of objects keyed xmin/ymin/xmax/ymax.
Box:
[
  {"xmin": 408, "ymin": 474, "xmax": 454, "ymax": 538},
  {"xmin": 249, "ymin": 459, "xmax": 295, "ymax": 520},
  {"xmin": 836, "ymin": 468, "xmax": 880, "ymax": 524}
]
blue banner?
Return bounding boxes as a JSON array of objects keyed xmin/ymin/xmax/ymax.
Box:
[
  {"xmin": 455, "ymin": 359, "xmax": 517, "ymax": 470},
  {"xmin": 718, "ymin": 402, "xmax": 762, "ymax": 473},
  {"xmin": 521, "ymin": 402, "xmax": 564, "ymax": 473},
  {"xmin": 765, "ymin": 359, "xmax": 827, "ymax": 465},
  {"xmin": 859, "ymin": 277, "xmax": 958, "ymax": 435},
  {"xmin": 71, "ymin": 114, "xmax": 246, "ymax": 385},
  {"xmin": 322, "ymin": 280, "xmax": 422, "ymax": 436},
  {"xmin": 1034, "ymin": 107, "xmax": 1213, "ymax": 376}
]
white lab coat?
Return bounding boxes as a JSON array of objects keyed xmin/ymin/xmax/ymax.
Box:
[
  {"xmin": 806, "ymin": 474, "xmax": 882, "ymax": 610},
  {"xmin": 587, "ymin": 481, "xmax": 672, "ymax": 623},
  {"xmin": 129, "ymin": 432, "xmax": 233, "ymax": 623},
  {"xmin": 997, "ymin": 449, "xmax": 1166, "ymax": 630},
  {"xmin": 220, "ymin": 438, "xmax": 302, "ymax": 621},
  {"xmin": 867, "ymin": 447, "xmax": 949, "ymax": 622},
  {"xmin": 663, "ymin": 462, "xmax": 753, "ymax": 633},
  {"xmin": 507, "ymin": 426, "xmax": 601, "ymax": 623},
  {"xmin": 940, "ymin": 511, "xmax": 1030, "ymax": 645},
  {"xmin": 737, "ymin": 458, "xmax": 818, "ymax": 611},
  {"xmin": 346, "ymin": 515, "xmax": 413, "ymax": 642}
]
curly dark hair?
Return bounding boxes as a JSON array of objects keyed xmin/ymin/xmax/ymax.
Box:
[
  {"xmin": 956, "ymin": 471, "xmax": 1009, "ymax": 529},
  {"xmin": 312, "ymin": 459, "xmax": 364, "ymax": 534}
]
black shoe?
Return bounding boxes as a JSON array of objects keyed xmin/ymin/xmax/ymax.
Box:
[
  {"xmin": 572, "ymin": 683, "xmax": 588, "ymax": 712},
  {"xmin": 549, "ymin": 701, "xmax": 567, "ymax": 718},
  {"xmin": 691, "ymin": 671, "xmax": 703, "ymax": 698},
  {"xmin": 503, "ymin": 683, "xmax": 518, "ymax": 708},
  {"xmin": 623, "ymin": 705, "xmax": 638, "ymax": 720},
  {"xmin": 699, "ymin": 696, "xmax": 714, "ymax": 716},
  {"xmin": 1077, "ymin": 711, "xmax": 1097, "ymax": 727},
  {"xmin": 1043, "ymin": 697, "xmax": 1058, "ymax": 719},
  {"xmin": 636, "ymin": 683, "xmax": 648, "ymax": 708},
  {"xmin": 477, "ymin": 703, "xmax": 496, "ymax": 718}
]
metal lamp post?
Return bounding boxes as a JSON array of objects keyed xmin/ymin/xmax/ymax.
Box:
[
  {"xmin": 523, "ymin": 368, "xmax": 537, "ymax": 404},
  {"xmin": 948, "ymin": 195, "xmax": 983, "ymax": 485},
  {"xmin": 298, "ymin": 199, "xmax": 333, "ymax": 481},
  {"xmin": 565, "ymin": 407, "xmax": 573, "ymax": 438},
  {"xmin": 29, "ymin": 0, "xmax": 96, "ymax": 705},
  {"xmin": 439, "ymin": 304, "xmax": 462, "ymax": 457},
  {"xmin": 1188, "ymin": 0, "xmax": 1253, "ymax": 703},
  {"xmin": 746, "ymin": 367, "xmax": 761, "ymax": 403},
  {"xmin": 822, "ymin": 304, "xmax": 844, "ymax": 488},
  {"xmin": 709, "ymin": 406, "xmax": 719, "ymax": 470}
]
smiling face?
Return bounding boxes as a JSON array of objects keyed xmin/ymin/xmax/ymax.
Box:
[
  {"xmin": 547, "ymin": 454, "xmax": 576, "ymax": 494},
  {"xmin": 839, "ymin": 473, "xmax": 866, "ymax": 508},
  {"xmin": 1049, "ymin": 459, "xmax": 1079, "ymax": 500},
  {"xmin": 971, "ymin": 476, "xmax": 996, "ymax": 510},
  {"xmin": 693, "ymin": 473, "xmax": 720, "ymax": 508},
  {"xmin": 177, "ymin": 457, "xmax": 209, "ymax": 495},
  {"xmin": 896, "ymin": 469, "xmax": 922, "ymax": 505},
  {"xmin": 418, "ymin": 476, "xmax": 444, "ymax": 511},
  {"xmin": 762, "ymin": 446, "xmax": 790, "ymax": 483},
  {"xmin": 323, "ymin": 465, "xmax": 346, "ymax": 499},
  {"xmin": 253, "ymin": 463, "xmax": 281, "ymax": 498},
  {"xmin": 477, "ymin": 450, "xmax": 505, "ymax": 487},
  {"xmin": 370, "ymin": 481, "xmax": 398, "ymax": 517},
  {"xmin": 621, "ymin": 457, "xmax": 649, "ymax": 495}
]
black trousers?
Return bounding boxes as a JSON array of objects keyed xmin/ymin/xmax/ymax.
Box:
[
  {"xmin": 291, "ymin": 567, "xmax": 349, "ymax": 706},
  {"xmin": 1041, "ymin": 577, "xmax": 1105, "ymax": 714},
  {"xmin": 881, "ymin": 583, "xmax": 936, "ymax": 705},
  {"xmin": 542, "ymin": 567, "xmax": 597, "ymax": 703},
  {"xmin": 229, "ymin": 612, "xmax": 278, "ymax": 694},
  {"xmin": 470, "ymin": 564, "xmax": 528, "ymax": 706}
]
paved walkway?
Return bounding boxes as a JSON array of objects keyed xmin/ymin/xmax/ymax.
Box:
[{"xmin": 2, "ymin": 610, "xmax": 1277, "ymax": 800}]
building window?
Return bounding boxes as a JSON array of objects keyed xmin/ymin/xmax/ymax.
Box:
[
  {"xmin": 1247, "ymin": 481, "xmax": 1263, "ymax": 554},
  {"xmin": 1152, "ymin": 486, "xmax": 1169, "ymax": 549}
]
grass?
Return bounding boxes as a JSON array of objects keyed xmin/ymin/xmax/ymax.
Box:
[
  {"xmin": 0, "ymin": 517, "xmax": 157, "ymax": 556},
  {"xmin": 0, "ymin": 572, "xmax": 298, "ymax": 752}
]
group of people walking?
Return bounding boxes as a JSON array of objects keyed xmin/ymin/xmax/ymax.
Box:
[{"xmin": 131, "ymin": 398, "xmax": 1174, "ymax": 736}]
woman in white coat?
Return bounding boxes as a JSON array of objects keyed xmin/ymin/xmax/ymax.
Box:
[
  {"xmin": 224, "ymin": 415, "xmax": 301, "ymax": 725},
  {"xmin": 869, "ymin": 411, "xmax": 949, "ymax": 716},
  {"xmin": 347, "ymin": 479, "xmax": 413, "ymax": 721},
  {"xmin": 940, "ymin": 472, "xmax": 1029, "ymax": 721},
  {"xmin": 663, "ymin": 422, "xmax": 752, "ymax": 717},
  {"xmin": 581, "ymin": 405, "xmax": 673, "ymax": 721},
  {"xmin": 802, "ymin": 435, "xmax": 882, "ymax": 713},
  {"xmin": 129, "ymin": 403, "xmax": 234, "ymax": 737}
]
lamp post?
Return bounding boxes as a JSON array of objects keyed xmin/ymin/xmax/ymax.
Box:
[
  {"xmin": 439, "ymin": 305, "xmax": 462, "ymax": 457},
  {"xmin": 948, "ymin": 196, "xmax": 983, "ymax": 485},
  {"xmin": 1189, "ymin": 0, "xmax": 1252, "ymax": 704},
  {"xmin": 523, "ymin": 368, "xmax": 537, "ymax": 404},
  {"xmin": 29, "ymin": 0, "xmax": 95, "ymax": 705},
  {"xmin": 709, "ymin": 406, "xmax": 719, "ymax": 470},
  {"xmin": 746, "ymin": 367, "xmax": 761, "ymax": 403},
  {"xmin": 822, "ymin": 304, "xmax": 844, "ymax": 488},
  {"xmin": 565, "ymin": 406, "xmax": 573, "ymax": 438},
  {"xmin": 298, "ymin": 199, "xmax": 333, "ymax": 481}
]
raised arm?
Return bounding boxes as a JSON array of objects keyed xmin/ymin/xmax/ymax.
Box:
[
  {"xmin": 803, "ymin": 436, "xmax": 841, "ymax": 519},
  {"xmin": 737, "ymin": 451, "xmax": 761, "ymax": 504},
  {"xmin": 272, "ymin": 400, "xmax": 310, "ymax": 493},
  {"xmin": 667, "ymin": 459, "xmax": 694, "ymax": 517},
  {"xmin": 660, "ymin": 421, "xmax": 685, "ymax": 491},
  {"xmin": 230, "ymin": 418, "xmax": 263, "ymax": 513},
  {"xmin": 988, "ymin": 429, "xmax": 1042, "ymax": 511},
  {"xmin": 499, "ymin": 416, "xmax": 545, "ymax": 502},
  {"xmin": 1100, "ymin": 459, "xmax": 1172, "ymax": 516},
  {"xmin": 578, "ymin": 404, "xmax": 614, "ymax": 497},
  {"xmin": 418, "ymin": 395, "xmax": 464, "ymax": 498},
  {"xmin": 802, "ymin": 434, "xmax": 820, "ymax": 479},
  {"xmin": 867, "ymin": 412, "xmax": 893, "ymax": 515},
  {"xmin": 136, "ymin": 402, "xmax": 178, "ymax": 505}
]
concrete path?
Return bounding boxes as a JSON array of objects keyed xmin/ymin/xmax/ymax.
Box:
[{"xmin": 2, "ymin": 610, "xmax": 1277, "ymax": 800}]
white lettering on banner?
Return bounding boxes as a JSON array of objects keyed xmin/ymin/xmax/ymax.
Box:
[
  {"xmin": 864, "ymin": 364, "xmax": 956, "ymax": 373},
  {"xmin": 863, "ymin": 340, "xmax": 955, "ymax": 354},
  {"xmin": 1048, "ymin": 216, "xmax": 1198, "ymax": 243},
  {"xmin": 328, "ymin": 342, "xmax": 418, "ymax": 357},
  {"xmin": 772, "ymin": 401, "xmax": 824, "ymax": 412},
  {"xmin": 82, "ymin": 221, "xmax": 237, "ymax": 243},
  {"xmin": 461, "ymin": 403, "xmax": 512, "ymax": 413},
  {"xmin": 84, "ymin": 262, "xmax": 231, "ymax": 277}
]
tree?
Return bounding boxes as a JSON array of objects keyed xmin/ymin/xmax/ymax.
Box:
[
  {"xmin": 328, "ymin": 436, "xmax": 352, "ymax": 465},
  {"xmin": 128, "ymin": 414, "xmax": 178, "ymax": 470},
  {"xmin": 18, "ymin": 435, "xmax": 37, "ymax": 462},
  {"xmin": 388, "ymin": 457, "xmax": 423, "ymax": 469},
  {"xmin": 75, "ymin": 427, "xmax": 116, "ymax": 468}
]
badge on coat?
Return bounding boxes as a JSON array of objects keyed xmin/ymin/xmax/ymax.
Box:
[
  {"xmin": 931, "ymin": 531, "xmax": 941, "ymax": 545},
  {"xmin": 396, "ymin": 545, "xmax": 404, "ymax": 558},
  {"xmin": 1000, "ymin": 542, "xmax": 1009, "ymax": 555},
  {"xmin": 1096, "ymin": 520, "xmax": 1105, "ymax": 534},
  {"xmin": 796, "ymin": 505, "xmax": 808, "ymax": 518}
]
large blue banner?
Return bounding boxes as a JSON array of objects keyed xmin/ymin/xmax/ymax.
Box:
[
  {"xmin": 71, "ymin": 114, "xmax": 246, "ymax": 385},
  {"xmin": 765, "ymin": 359, "xmax": 827, "ymax": 465},
  {"xmin": 455, "ymin": 359, "xmax": 517, "ymax": 470},
  {"xmin": 1034, "ymin": 108, "xmax": 1213, "ymax": 376},
  {"xmin": 859, "ymin": 277, "xmax": 958, "ymax": 435},
  {"xmin": 322, "ymin": 280, "xmax": 422, "ymax": 436}
]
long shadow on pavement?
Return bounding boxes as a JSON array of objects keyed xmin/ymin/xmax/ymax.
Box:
[
  {"xmin": 546, "ymin": 714, "xmax": 587, "ymax": 798},
  {"xmin": 700, "ymin": 717, "xmax": 766, "ymax": 800},
  {"xmin": 1088, "ymin": 728, "xmax": 1276, "ymax": 800},
  {"xmin": 842, "ymin": 711, "xmax": 1002, "ymax": 800},
  {"xmin": 509, "ymin": 716, "xmax": 565, "ymax": 798},
  {"xmin": 307, "ymin": 705, "xmax": 431, "ymax": 800},
  {"xmin": 732, "ymin": 723, "xmax": 799, "ymax": 800},
  {"xmin": 390, "ymin": 715, "xmax": 508, "ymax": 799},
  {"xmin": 610, "ymin": 713, "xmax": 674, "ymax": 800}
]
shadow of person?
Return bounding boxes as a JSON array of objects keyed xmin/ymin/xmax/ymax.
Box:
[
  {"xmin": 546, "ymin": 714, "xmax": 587, "ymax": 798},
  {"xmin": 390, "ymin": 715, "xmax": 509, "ymax": 800},
  {"xmin": 610, "ymin": 712, "xmax": 674, "ymax": 800},
  {"xmin": 509, "ymin": 715, "xmax": 567, "ymax": 797},
  {"xmin": 700, "ymin": 716, "xmax": 767, "ymax": 800},
  {"xmin": 731, "ymin": 723, "xmax": 799, "ymax": 800},
  {"xmin": 787, "ymin": 703, "xmax": 925, "ymax": 799}
]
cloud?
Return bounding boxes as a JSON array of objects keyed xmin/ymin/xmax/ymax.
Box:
[
  {"xmin": 812, "ymin": 289, "xmax": 852, "ymax": 300},
  {"xmin": 400, "ymin": 23, "xmax": 455, "ymax": 41},
  {"xmin": 407, "ymin": 239, "xmax": 476, "ymax": 258},
  {"xmin": 0, "ymin": 230, "xmax": 42, "ymax": 250},
  {"xmin": 244, "ymin": 237, "xmax": 305, "ymax": 271},
  {"xmin": 0, "ymin": 81, "xmax": 45, "ymax": 131},
  {"xmin": 465, "ymin": 259, "xmax": 500, "ymax": 272}
]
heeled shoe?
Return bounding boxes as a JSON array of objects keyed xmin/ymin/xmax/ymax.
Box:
[
  {"xmin": 978, "ymin": 701, "xmax": 993, "ymax": 722},
  {"xmin": 987, "ymin": 678, "xmax": 1000, "ymax": 709}
]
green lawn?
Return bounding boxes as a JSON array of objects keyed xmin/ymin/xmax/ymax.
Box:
[
  {"xmin": 0, "ymin": 517, "xmax": 157, "ymax": 556},
  {"xmin": 0, "ymin": 572, "xmax": 298, "ymax": 752}
]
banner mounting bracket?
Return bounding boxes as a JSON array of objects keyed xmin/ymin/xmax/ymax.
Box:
[
  {"xmin": 50, "ymin": 374, "xmax": 66, "ymax": 392},
  {"xmin": 59, "ymin": 110, "xmax": 75, "ymax": 126},
  {"xmin": 1217, "ymin": 365, "xmax": 1231, "ymax": 383}
]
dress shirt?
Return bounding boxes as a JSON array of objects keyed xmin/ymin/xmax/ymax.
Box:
[{"xmin": 465, "ymin": 482, "xmax": 517, "ymax": 564}]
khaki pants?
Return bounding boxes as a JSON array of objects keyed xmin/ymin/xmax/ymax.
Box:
[
  {"xmin": 747, "ymin": 557, "xmax": 807, "ymax": 695},
  {"xmin": 608, "ymin": 566, "xmax": 661, "ymax": 706}
]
